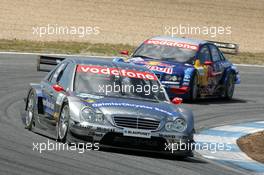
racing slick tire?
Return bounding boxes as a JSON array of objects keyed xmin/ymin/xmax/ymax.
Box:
[
  {"xmin": 25, "ymin": 91, "xmax": 35, "ymax": 130},
  {"xmin": 58, "ymin": 104, "xmax": 70, "ymax": 143},
  {"xmin": 223, "ymin": 73, "xmax": 235, "ymax": 100},
  {"xmin": 188, "ymin": 73, "xmax": 199, "ymax": 101}
]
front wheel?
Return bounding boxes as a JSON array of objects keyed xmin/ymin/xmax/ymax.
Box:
[
  {"xmin": 25, "ymin": 91, "xmax": 35, "ymax": 130},
  {"xmin": 58, "ymin": 104, "xmax": 70, "ymax": 143},
  {"xmin": 224, "ymin": 73, "xmax": 235, "ymax": 100}
]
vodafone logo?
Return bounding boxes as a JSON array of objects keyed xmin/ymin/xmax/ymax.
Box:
[
  {"xmin": 144, "ymin": 39, "xmax": 198, "ymax": 50},
  {"xmin": 76, "ymin": 65, "xmax": 157, "ymax": 80}
]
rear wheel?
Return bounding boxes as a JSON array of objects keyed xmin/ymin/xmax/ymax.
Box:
[
  {"xmin": 224, "ymin": 73, "xmax": 235, "ymax": 100},
  {"xmin": 25, "ymin": 91, "xmax": 35, "ymax": 130},
  {"xmin": 58, "ymin": 104, "xmax": 70, "ymax": 143}
]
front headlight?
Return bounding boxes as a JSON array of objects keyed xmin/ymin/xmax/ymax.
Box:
[
  {"xmin": 81, "ymin": 107, "xmax": 104, "ymax": 123},
  {"xmin": 165, "ymin": 118, "xmax": 187, "ymax": 132}
]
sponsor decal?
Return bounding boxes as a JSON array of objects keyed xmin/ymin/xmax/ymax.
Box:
[
  {"xmin": 43, "ymin": 99, "xmax": 55, "ymax": 110},
  {"xmin": 147, "ymin": 61, "xmax": 161, "ymax": 66},
  {"xmin": 43, "ymin": 98, "xmax": 55, "ymax": 115},
  {"xmin": 161, "ymin": 81, "xmax": 180, "ymax": 85},
  {"xmin": 144, "ymin": 39, "xmax": 199, "ymax": 51},
  {"xmin": 159, "ymin": 133, "xmax": 176, "ymax": 138},
  {"xmin": 123, "ymin": 128, "xmax": 151, "ymax": 138},
  {"xmin": 145, "ymin": 65, "xmax": 173, "ymax": 74},
  {"xmin": 183, "ymin": 75, "xmax": 191, "ymax": 82},
  {"xmin": 85, "ymin": 99, "xmax": 95, "ymax": 103},
  {"xmin": 196, "ymin": 67, "xmax": 205, "ymax": 76},
  {"xmin": 182, "ymin": 82, "xmax": 190, "ymax": 86},
  {"xmin": 145, "ymin": 61, "xmax": 174, "ymax": 67},
  {"xmin": 77, "ymin": 65, "xmax": 157, "ymax": 80},
  {"xmin": 53, "ymin": 112, "xmax": 60, "ymax": 121},
  {"xmin": 133, "ymin": 60, "xmax": 174, "ymax": 68},
  {"xmin": 96, "ymin": 127, "xmax": 115, "ymax": 132},
  {"xmin": 131, "ymin": 60, "xmax": 174, "ymax": 74},
  {"xmin": 183, "ymin": 68, "xmax": 193, "ymax": 82},
  {"xmin": 92, "ymin": 102, "xmax": 173, "ymax": 116},
  {"xmin": 129, "ymin": 57, "xmax": 145, "ymax": 62}
]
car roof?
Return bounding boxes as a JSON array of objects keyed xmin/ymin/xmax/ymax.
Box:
[
  {"xmin": 65, "ymin": 57, "xmax": 153, "ymax": 72},
  {"xmin": 148, "ymin": 36, "xmax": 207, "ymax": 46}
]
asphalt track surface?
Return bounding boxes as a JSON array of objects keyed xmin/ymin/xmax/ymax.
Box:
[{"xmin": 0, "ymin": 54, "xmax": 263, "ymax": 175}]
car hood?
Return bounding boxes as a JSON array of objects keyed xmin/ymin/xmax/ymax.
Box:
[
  {"xmin": 128, "ymin": 57, "xmax": 194, "ymax": 76},
  {"xmin": 74, "ymin": 93, "xmax": 180, "ymax": 120}
]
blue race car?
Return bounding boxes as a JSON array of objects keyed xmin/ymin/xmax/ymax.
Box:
[{"xmin": 116, "ymin": 36, "xmax": 240, "ymax": 101}]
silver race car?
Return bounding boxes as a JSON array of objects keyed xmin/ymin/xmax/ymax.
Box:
[{"xmin": 25, "ymin": 56, "xmax": 195, "ymax": 157}]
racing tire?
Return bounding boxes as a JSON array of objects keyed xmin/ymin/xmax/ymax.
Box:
[
  {"xmin": 25, "ymin": 91, "xmax": 35, "ymax": 130},
  {"xmin": 58, "ymin": 104, "xmax": 70, "ymax": 143},
  {"xmin": 224, "ymin": 73, "xmax": 235, "ymax": 100},
  {"xmin": 188, "ymin": 73, "xmax": 198, "ymax": 101}
]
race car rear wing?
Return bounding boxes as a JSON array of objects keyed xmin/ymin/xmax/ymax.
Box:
[
  {"xmin": 37, "ymin": 55, "xmax": 65, "ymax": 71},
  {"xmin": 207, "ymin": 40, "xmax": 239, "ymax": 55}
]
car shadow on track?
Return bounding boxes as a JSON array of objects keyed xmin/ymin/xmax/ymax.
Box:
[
  {"xmin": 22, "ymin": 124, "xmax": 207, "ymax": 164},
  {"xmin": 100, "ymin": 147, "xmax": 207, "ymax": 163}
]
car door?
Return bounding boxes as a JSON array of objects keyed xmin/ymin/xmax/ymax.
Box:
[
  {"xmin": 197, "ymin": 45, "xmax": 213, "ymax": 88},
  {"xmin": 208, "ymin": 44, "xmax": 225, "ymax": 85},
  {"xmin": 40, "ymin": 62, "xmax": 69, "ymax": 128}
]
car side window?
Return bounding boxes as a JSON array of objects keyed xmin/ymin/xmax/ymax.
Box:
[
  {"xmin": 57, "ymin": 63, "xmax": 73, "ymax": 89},
  {"xmin": 47, "ymin": 69, "xmax": 56, "ymax": 82},
  {"xmin": 198, "ymin": 45, "xmax": 211, "ymax": 64},
  {"xmin": 219, "ymin": 51, "xmax": 226, "ymax": 61},
  {"xmin": 50, "ymin": 62, "xmax": 68, "ymax": 84},
  {"xmin": 209, "ymin": 45, "xmax": 221, "ymax": 62}
]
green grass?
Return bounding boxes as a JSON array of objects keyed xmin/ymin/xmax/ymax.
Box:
[{"xmin": 0, "ymin": 39, "xmax": 263, "ymax": 65}]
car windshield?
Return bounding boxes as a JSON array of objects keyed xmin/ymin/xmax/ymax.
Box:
[
  {"xmin": 74, "ymin": 64, "xmax": 169, "ymax": 102},
  {"xmin": 133, "ymin": 40, "xmax": 197, "ymax": 63}
]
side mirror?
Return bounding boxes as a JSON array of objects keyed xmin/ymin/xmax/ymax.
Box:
[
  {"xmin": 171, "ymin": 97, "xmax": 183, "ymax": 105},
  {"xmin": 52, "ymin": 84, "xmax": 64, "ymax": 92},
  {"xmin": 120, "ymin": 50, "xmax": 129, "ymax": 56},
  {"xmin": 204, "ymin": 61, "xmax": 213, "ymax": 66}
]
